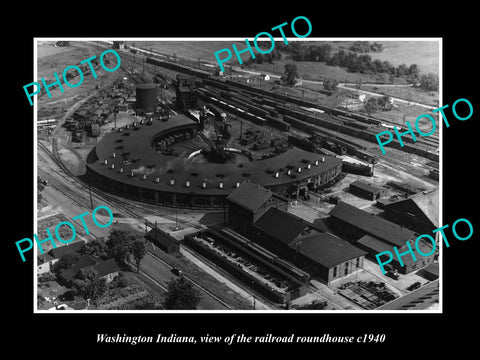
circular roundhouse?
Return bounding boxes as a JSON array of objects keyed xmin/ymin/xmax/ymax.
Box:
[{"xmin": 86, "ymin": 114, "xmax": 343, "ymax": 209}]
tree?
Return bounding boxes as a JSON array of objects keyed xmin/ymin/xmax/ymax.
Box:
[
  {"xmin": 162, "ymin": 276, "xmax": 202, "ymax": 310},
  {"xmin": 419, "ymin": 73, "xmax": 439, "ymax": 91},
  {"xmin": 283, "ymin": 63, "xmax": 299, "ymax": 86},
  {"xmin": 131, "ymin": 239, "xmax": 146, "ymax": 273},
  {"xmin": 54, "ymin": 252, "xmax": 80, "ymax": 271},
  {"xmin": 408, "ymin": 64, "xmax": 420, "ymax": 80},
  {"xmin": 80, "ymin": 238, "xmax": 109, "ymax": 259},
  {"xmin": 106, "ymin": 229, "xmax": 135, "ymax": 264},
  {"xmin": 323, "ymin": 78, "xmax": 338, "ymax": 92},
  {"xmin": 78, "ymin": 268, "xmax": 107, "ymax": 301},
  {"xmin": 364, "ymin": 97, "xmax": 379, "ymax": 114}
]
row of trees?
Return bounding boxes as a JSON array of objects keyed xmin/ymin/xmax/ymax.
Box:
[
  {"xmin": 275, "ymin": 42, "xmax": 427, "ymax": 81},
  {"xmin": 349, "ymin": 41, "xmax": 384, "ymax": 53}
]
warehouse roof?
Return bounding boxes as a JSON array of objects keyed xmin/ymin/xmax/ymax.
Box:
[
  {"xmin": 227, "ymin": 182, "xmax": 275, "ymax": 213},
  {"xmin": 254, "ymin": 207, "xmax": 365, "ymax": 268},
  {"xmin": 254, "ymin": 207, "xmax": 313, "ymax": 245},
  {"xmin": 384, "ymin": 190, "xmax": 439, "ymax": 227},
  {"xmin": 296, "ymin": 233, "xmax": 366, "ymax": 268},
  {"xmin": 357, "ymin": 234, "xmax": 434, "ymax": 266},
  {"xmin": 329, "ymin": 201, "xmax": 416, "ymax": 247}
]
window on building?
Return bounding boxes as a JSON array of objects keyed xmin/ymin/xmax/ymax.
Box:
[
  {"xmin": 333, "ymin": 266, "xmax": 337, "ymax": 277},
  {"xmin": 344, "ymin": 262, "xmax": 349, "ymax": 276},
  {"xmin": 356, "ymin": 258, "xmax": 361, "ymax": 268}
]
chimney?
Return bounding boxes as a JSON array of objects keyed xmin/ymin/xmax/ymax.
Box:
[
  {"xmin": 236, "ymin": 182, "xmax": 240, "ymax": 188},
  {"xmin": 315, "ymin": 160, "xmax": 319, "ymax": 166},
  {"xmin": 297, "ymin": 167, "xmax": 302, "ymax": 173},
  {"xmin": 307, "ymin": 164, "xmax": 311, "ymax": 170},
  {"xmin": 321, "ymin": 157, "xmax": 325, "ymax": 162},
  {"xmin": 274, "ymin": 172, "xmax": 279, "ymax": 178},
  {"xmin": 111, "ymin": 163, "xmax": 115, "ymax": 169},
  {"xmin": 104, "ymin": 159, "xmax": 108, "ymax": 165},
  {"xmin": 287, "ymin": 169, "xmax": 291, "ymax": 175}
]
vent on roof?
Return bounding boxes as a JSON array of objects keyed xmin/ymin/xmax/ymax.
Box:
[
  {"xmin": 130, "ymin": 170, "xmax": 134, "ymax": 177},
  {"xmin": 112, "ymin": 152, "xmax": 116, "ymax": 158},
  {"xmin": 235, "ymin": 182, "xmax": 240, "ymax": 188},
  {"xmin": 142, "ymin": 174, "xmax": 147, "ymax": 180},
  {"xmin": 110, "ymin": 163, "xmax": 115, "ymax": 169},
  {"xmin": 321, "ymin": 157, "xmax": 325, "ymax": 162},
  {"xmin": 297, "ymin": 167, "xmax": 302, "ymax": 173},
  {"xmin": 103, "ymin": 159, "xmax": 108, "ymax": 165},
  {"xmin": 315, "ymin": 160, "xmax": 319, "ymax": 166},
  {"xmin": 155, "ymin": 176, "xmax": 160, "ymax": 183},
  {"xmin": 287, "ymin": 169, "xmax": 291, "ymax": 175},
  {"xmin": 186, "ymin": 181, "xmax": 190, "ymax": 188},
  {"xmin": 219, "ymin": 182, "xmax": 223, "ymax": 189},
  {"xmin": 307, "ymin": 164, "xmax": 311, "ymax": 169},
  {"xmin": 202, "ymin": 181, "xmax": 207, "ymax": 188},
  {"xmin": 170, "ymin": 179, "xmax": 175, "ymax": 186},
  {"xmin": 119, "ymin": 167, "xmax": 124, "ymax": 173},
  {"xmin": 274, "ymin": 172, "xmax": 279, "ymax": 178}
]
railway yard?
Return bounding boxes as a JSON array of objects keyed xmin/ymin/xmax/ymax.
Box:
[{"xmin": 36, "ymin": 40, "xmax": 440, "ymax": 311}]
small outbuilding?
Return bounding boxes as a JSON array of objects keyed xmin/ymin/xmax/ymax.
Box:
[{"xmin": 350, "ymin": 180, "xmax": 386, "ymax": 200}]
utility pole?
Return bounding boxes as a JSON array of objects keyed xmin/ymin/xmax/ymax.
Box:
[{"xmin": 88, "ymin": 184, "xmax": 94, "ymax": 209}]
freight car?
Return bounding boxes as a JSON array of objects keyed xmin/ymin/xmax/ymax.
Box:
[{"xmin": 342, "ymin": 161, "xmax": 373, "ymax": 176}]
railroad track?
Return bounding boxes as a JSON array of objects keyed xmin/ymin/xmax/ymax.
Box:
[{"xmin": 147, "ymin": 248, "xmax": 234, "ymax": 310}]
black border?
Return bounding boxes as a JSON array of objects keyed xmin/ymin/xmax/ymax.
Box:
[{"xmin": 7, "ymin": 5, "xmax": 479, "ymax": 354}]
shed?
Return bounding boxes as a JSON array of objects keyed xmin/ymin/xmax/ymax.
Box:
[{"xmin": 350, "ymin": 180, "xmax": 386, "ymax": 200}]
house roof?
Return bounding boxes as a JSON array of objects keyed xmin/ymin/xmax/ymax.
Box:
[
  {"xmin": 329, "ymin": 201, "xmax": 416, "ymax": 247},
  {"xmin": 227, "ymin": 182, "xmax": 274, "ymax": 213},
  {"xmin": 295, "ymin": 233, "xmax": 366, "ymax": 268},
  {"xmin": 59, "ymin": 255, "xmax": 97, "ymax": 282},
  {"xmin": 82, "ymin": 258, "xmax": 119, "ymax": 278},
  {"xmin": 49, "ymin": 240, "xmax": 86, "ymax": 259},
  {"xmin": 350, "ymin": 180, "xmax": 385, "ymax": 194},
  {"xmin": 38, "ymin": 253, "xmax": 55, "ymax": 265}
]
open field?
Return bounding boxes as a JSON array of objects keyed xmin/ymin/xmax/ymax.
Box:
[{"xmin": 349, "ymin": 84, "xmax": 439, "ymax": 107}]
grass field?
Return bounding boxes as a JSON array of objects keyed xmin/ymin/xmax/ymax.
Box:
[{"xmin": 130, "ymin": 40, "xmax": 439, "ymax": 86}]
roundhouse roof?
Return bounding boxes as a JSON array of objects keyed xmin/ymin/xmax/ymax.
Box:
[{"xmin": 87, "ymin": 115, "xmax": 342, "ymax": 196}]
